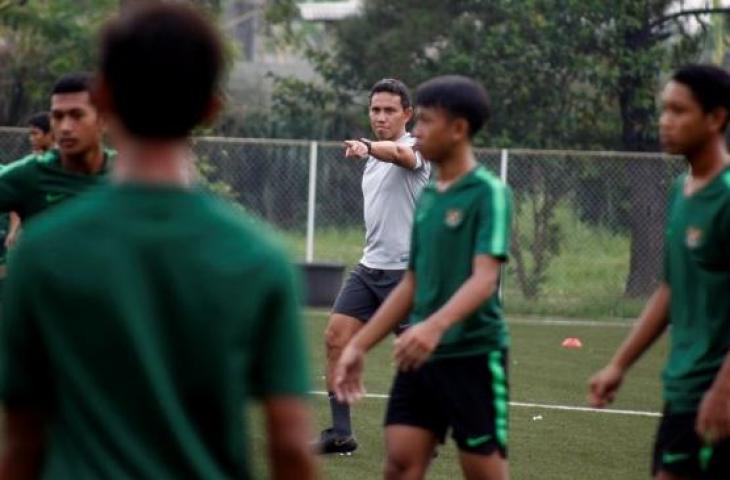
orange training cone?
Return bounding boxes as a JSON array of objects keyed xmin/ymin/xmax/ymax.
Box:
[{"xmin": 561, "ymin": 337, "xmax": 583, "ymax": 349}]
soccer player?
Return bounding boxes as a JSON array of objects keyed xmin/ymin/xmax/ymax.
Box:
[
  {"xmin": 27, "ymin": 112, "xmax": 54, "ymax": 154},
  {"xmin": 2, "ymin": 112, "xmax": 53, "ymax": 252},
  {"xmin": 335, "ymin": 76, "xmax": 512, "ymax": 480},
  {"xmin": 316, "ymin": 78, "xmax": 431, "ymax": 454},
  {"xmin": 0, "ymin": 4, "xmax": 316, "ymax": 480},
  {"xmin": 589, "ymin": 64, "xmax": 730, "ymax": 480},
  {"xmin": 0, "ymin": 73, "xmax": 111, "ymax": 222}
]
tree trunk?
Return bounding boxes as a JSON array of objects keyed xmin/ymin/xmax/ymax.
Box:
[{"xmin": 619, "ymin": 65, "xmax": 666, "ymax": 298}]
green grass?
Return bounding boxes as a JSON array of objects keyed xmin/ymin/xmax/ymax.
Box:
[
  {"xmin": 279, "ymin": 207, "xmax": 647, "ymax": 319},
  {"xmin": 248, "ymin": 311, "xmax": 667, "ymax": 479}
]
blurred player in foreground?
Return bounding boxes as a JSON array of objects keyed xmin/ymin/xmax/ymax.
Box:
[
  {"xmin": 335, "ymin": 75, "xmax": 512, "ymax": 480},
  {"xmin": 590, "ymin": 64, "xmax": 730, "ymax": 480},
  {"xmin": 0, "ymin": 4, "xmax": 316, "ymax": 479}
]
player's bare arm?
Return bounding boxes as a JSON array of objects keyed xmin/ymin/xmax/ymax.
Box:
[
  {"xmin": 263, "ymin": 397, "xmax": 318, "ymax": 480},
  {"xmin": 0, "ymin": 408, "xmax": 46, "ymax": 480},
  {"xmin": 696, "ymin": 353, "xmax": 730, "ymax": 442},
  {"xmin": 5, "ymin": 212, "xmax": 21, "ymax": 249},
  {"xmin": 343, "ymin": 138, "xmax": 419, "ymax": 169},
  {"xmin": 334, "ymin": 272, "xmax": 416, "ymax": 404},
  {"xmin": 588, "ymin": 283, "xmax": 670, "ymax": 408},
  {"xmin": 394, "ymin": 254, "xmax": 502, "ymax": 371}
]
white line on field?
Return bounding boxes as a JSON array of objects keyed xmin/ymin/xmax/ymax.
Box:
[
  {"xmin": 508, "ymin": 318, "xmax": 635, "ymax": 328},
  {"xmin": 305, "ymin": 309, "xmax": 636, "ymax": 328},
  {"xmin": 310, "ymin": 391, "xmax": 661, "ymax": 418}
]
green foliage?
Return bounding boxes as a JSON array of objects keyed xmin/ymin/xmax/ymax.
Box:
[{"xmin": 0, "ymin": 0, "xmax": 117, "ymax": 124}]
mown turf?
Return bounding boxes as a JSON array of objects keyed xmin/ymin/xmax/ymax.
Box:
[{"xmin": 248, "ymin": 312, "xmax": 667, "ymax": 479}]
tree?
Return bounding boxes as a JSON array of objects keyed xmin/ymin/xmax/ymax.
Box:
[
  {"xmin": 270, "ymin": 0, "xmax": 728, "ymax": 299},
  {"xmin": 0, "ymin": 0, "xmax": 116, "ymax": 125}
]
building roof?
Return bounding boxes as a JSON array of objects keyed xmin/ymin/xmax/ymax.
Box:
[{"xmin": 298, "ymin": 0, "xmax": 362, "ymax": 21}]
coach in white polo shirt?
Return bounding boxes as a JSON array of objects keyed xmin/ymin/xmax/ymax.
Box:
[{"xmin": 315, "ymin": 79, "xmax": 431, "ymax": 455}]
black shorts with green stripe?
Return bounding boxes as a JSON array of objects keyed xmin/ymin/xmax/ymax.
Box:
[
  {"xmin": 385, "ymin": 350, "xmax": 509, "ymax": 457},
  {"xmin": 652, "ymin": 406, "xmax": 730, "ymax": 479}
]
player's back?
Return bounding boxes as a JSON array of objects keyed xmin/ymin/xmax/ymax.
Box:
[{"xmin": 0, "ymin": 183, "xmax": 308, "ymax": 479}]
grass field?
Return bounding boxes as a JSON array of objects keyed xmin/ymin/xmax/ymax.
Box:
[
  {"xmin": 248, "ymin": 311, "xmax": 667, "ymax": 479},
  {"xmin": 281, "ymin": 221, "xmax": 647, "ymax": 320}
]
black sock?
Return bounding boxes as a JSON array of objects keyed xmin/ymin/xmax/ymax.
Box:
[{"xmin": 328, "ymin": 392, "xmax": 352, "ymax": 436}]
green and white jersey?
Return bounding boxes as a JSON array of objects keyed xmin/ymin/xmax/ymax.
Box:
[
  {"xmin": 0, "ymin": 184, "xmax": 310, "ymax": 479},
  {"xmin": 0, "ymin": 148, "xmax": 113, "ymax": 221},
  {"xmin": 409, "ymin": 165, "xmax": 513, "ymax": 359},
  {"xmin": 663, "ymin": 167, "xmax": 730, "ymax": 413}
]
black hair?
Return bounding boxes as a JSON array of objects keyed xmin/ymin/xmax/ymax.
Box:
[
  {"xmin": 369, "ymin": 78, "xmax": 412, "ymax": 110},
  {"xmin": 99, "ymin": 2, "xmax": 225, "ymax": 139},
  {"xmin": 415, "ymin": 75, "xmax": 490, "ymax": 137},
  {"xmin": 52, "ymin": 72, "xmax": 93, "ymax": 96},
  {"xmin": 27, "ymin": 112, "xmax": 51, "ymax": 133},
  {"xmin": 672, "ymin": 64, "xmax": 730, "ymax": 130}
]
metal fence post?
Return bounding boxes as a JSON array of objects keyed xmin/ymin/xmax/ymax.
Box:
[
  {"xmin": 499, "ymin": 148, "xmax": 510, "ymax": 302},
  {"xmin": 306, "ymin": 141, "xmax": 318, "ymax": 263}
]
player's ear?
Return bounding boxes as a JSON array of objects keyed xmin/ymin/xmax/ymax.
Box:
[
  {"xmin": 201, "ymin": 93, "xmax": 224, "ymax": 126},
  {"xmin": 404, "ymin": 106, "xmax": 414, "ymax": 123},
  {"xmin": 708, "ymin": 106, "xmax": 729, "ymax": 134},
  {"xmin": 452, "ymin": 117, "xmax": 470, "ymax": 142},
  {"xmin": 91, "ymin": 75, "xmax": 113, "ymax": 117}
]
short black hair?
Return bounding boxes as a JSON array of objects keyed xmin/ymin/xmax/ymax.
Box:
[
  {"xmin": 52, "ymin": 72, "xmax": 93, "ymax": 96},
  {"xmin": 27, "ymin": 112, "xmax": 51, "ymax": 133},
  {"xmin": 672, "ymin": 64, "xmax": 730, "ymax": 130},
  {"xmin": 415, "ymin": 75, "xmax": 490, "ymax": 137},
  {"xmin": 370, "ymin": 78, "xmax": 412, "ymax": 110},
  {"xmin": 99, "ymin": 2, "xmax": 225, "ymax": 139}
]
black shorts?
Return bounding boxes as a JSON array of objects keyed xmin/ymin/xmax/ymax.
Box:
[
  {"xmin": 652, "ymin": 407, "xmax": 730, "ymax": 479},
  {"xmin": 385, "ymin": 351, "xmax": 509, "ymax": 457},
  {"xmin": 332, "ymin": 264, "xmax": 404, "ymax": 323}
]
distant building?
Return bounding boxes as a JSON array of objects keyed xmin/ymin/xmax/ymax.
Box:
[{"xmin": 225, "ymin": 1, "xmax": 362, "ymax": 110}]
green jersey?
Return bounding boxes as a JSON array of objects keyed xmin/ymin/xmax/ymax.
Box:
[
  {"xmin": 0, "ymin": 148, "xmax": 113, "ymax": 221},
  {"xmin": 0, "ymin": 184, "xmax": 310, "ymax": 479},
  {"xmin": 663, "ymin": 167, "xmax": 730, "ymax": 413},
  {"xmin": 409, "ymin": 165, "xmax": 513, "ymax": 359}
]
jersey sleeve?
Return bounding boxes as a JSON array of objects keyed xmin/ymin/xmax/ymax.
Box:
[
  {"xmin": 0, "ymin": 159, "xmax": 34, "ymax": 216},
  {"xmin": 0, "ymin": 241, "xmax": 50, "ymax": 407},
  {"xmin": 474, "ymin": 182, "xmax": 513, "ymax": 261},
  {"xmin": 249, "ymin": 254, "xmax": 310, "ymax": 398}
]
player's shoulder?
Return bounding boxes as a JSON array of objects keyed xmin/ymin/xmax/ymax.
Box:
[
  {"xmin": 471, "ymin": 166, "xmax": 511, "ymax": 197},
  {"xmin": 1, "ymin": 151, "xmax": 48, "ymax": 174}
]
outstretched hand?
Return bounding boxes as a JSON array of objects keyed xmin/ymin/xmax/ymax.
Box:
[{"xmin": 344, "ymin": 140, "xmax": 369, "ymax": 159}]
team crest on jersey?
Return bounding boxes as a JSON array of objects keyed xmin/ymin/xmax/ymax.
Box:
[
  {"xmin": 445, "ymin": 209, "xmax": 463, "ymax": 228},
  {"xmin": 686, "ymin": 227, "xmax": 703, "ymax": 249}
]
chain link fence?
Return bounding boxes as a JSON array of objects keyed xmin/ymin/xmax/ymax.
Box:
[{"xmin": 0, "ymin": 127, "xmax": 685, "ymax": 319}]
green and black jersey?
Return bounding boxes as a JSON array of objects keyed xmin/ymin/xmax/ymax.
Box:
[
  {"xmin": 409, "ymin": 165, "xmax": 513, "ymax": 359},
  {"xmin": 663, "ymin": 167, "xmax": 730, "ymax": 413},
  {"xmin": 0, "ymin": 149, "xmax": 113, "ymax": 221},
  {"xmin": 0, "ymin": 184, "xmax": 310, "ymax": 479}
]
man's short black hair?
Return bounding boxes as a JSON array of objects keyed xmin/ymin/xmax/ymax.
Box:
[
  {"xmin": 52, "ymin": 73, "xmax": 93, "ymax": 96},
  {"xmin": 672, "ymin": 64, "xmax": 730, "ymax": 130},
  {"xmin": 99, "ymin": 2, "xmax": 225, "ymax": 139},
  {"xmin": 415, "ymin": 75, "xmax": 490, "ymax": 137},
  {"xmin": 370, "ymin": 79, "xmax": 412, "ymax": 110},
  {"xmin": 27, "ymin": 112, "xmax": 51, "ymax": 133}
]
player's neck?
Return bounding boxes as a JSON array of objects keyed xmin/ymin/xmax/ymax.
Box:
[
  {"xmin": 436, "ymin": 144, "xmax": 477, "ymax": 189},
  {"xmin": 60, "ymin": 144, "xmax": 104, "ymax": 175},
  {"xmin": 687, "ymin": 137, "xmax": 729, "ymax": 181},
  {"xmin": 113, "ymin": 139, "xmax": 194, "ymax": 187}
]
